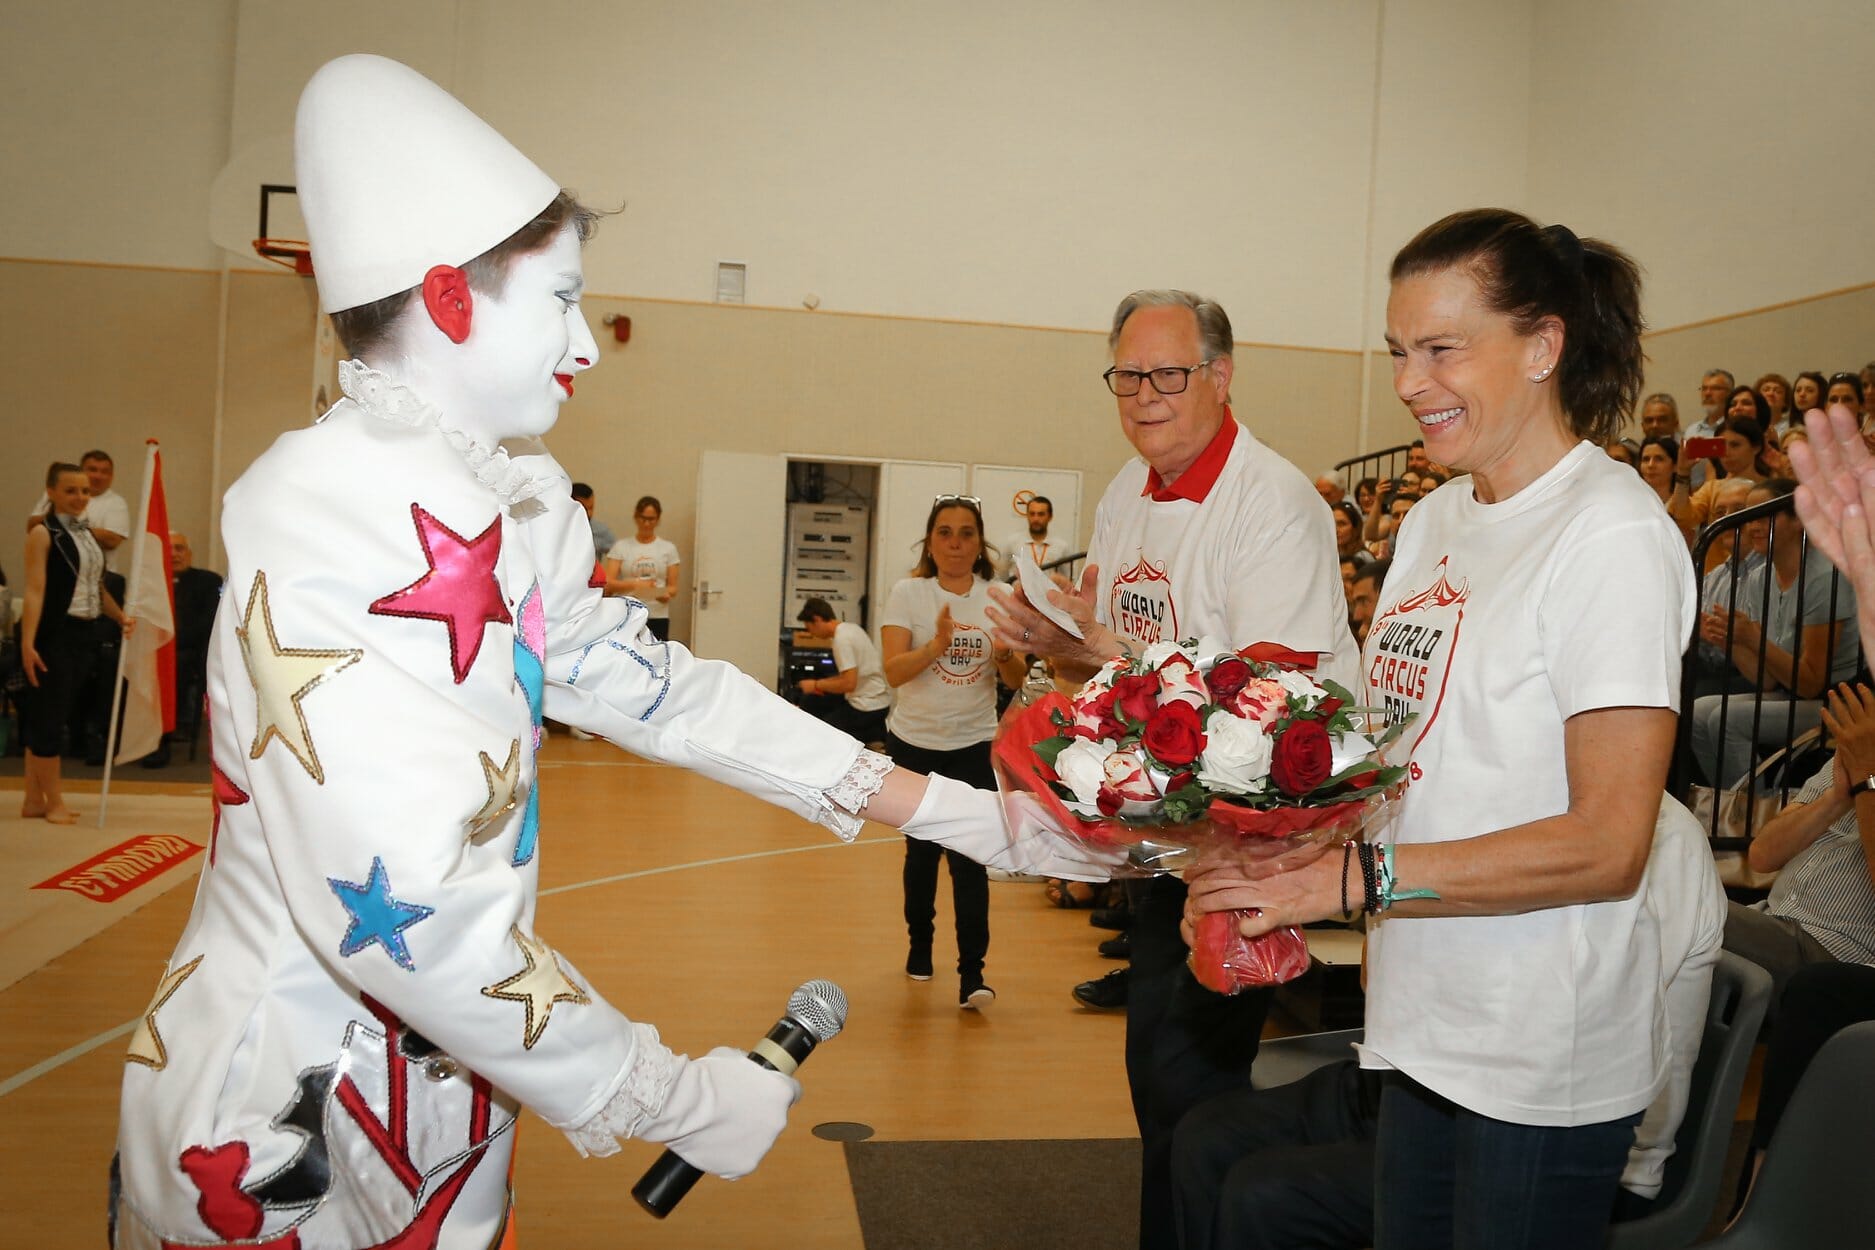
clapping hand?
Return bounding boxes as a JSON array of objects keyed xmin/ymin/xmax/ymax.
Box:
[
  {"xmin": 1821, "ymin": 683, "xmax": 1875, "ymax": 791},
  {"xmin": 933, "ymin": 604, "xmax": 957, "ymax": 651},
  {"xmin": 1789, "ymin": 405, "xmax": 1875, "ymax": 610}
]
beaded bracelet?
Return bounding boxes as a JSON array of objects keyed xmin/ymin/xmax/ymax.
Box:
[
  {"xmin": 1340, "ymin": 840, "xmax": 1356, "ymax": 921},
  {"xmin": 1356, "ymin": 841, "xmax": 1380, "ymax": 915}
]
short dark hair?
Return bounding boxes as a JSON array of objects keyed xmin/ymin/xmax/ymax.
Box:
[
  {"xmin": 1355, "ymin": 557, "xmax": 1390, "ymax": 589},
  {"xmin": 1725, "ymin": 385, "xmax": 1771, "ymax": 426},
  {"xmin": 80, "ymin": 449, "xmax": 112, "ymax": 467},
  {"xmin": 1410, "ymin": 439, "xmax": 1425, "ymax": 450},
  {"xmin": 797, "ymin": 597, "xmax": 835, "ymax": 623},
  {"xmin": 1828, "ymin": 372, "xmax": 1866, "ymax": 405},
  {"xmin": 634, "ymin": 496, "xmax": 662, "ymax": 517},
  {"xmin": 330, "ymin": 190, "xmax": 604, "ymax": 358},
  {"xmin": 1028, "ymin": 495, "xmax": 1052, "ymax": 512},
  {"xmin": 1391, "ymin": 209, "xmax": 1644, "ymax": 444},
  {"xmin": 571, "ymin": 482, "xmax": 594, "ymax": 501},
  {"xmin": 46, "ymin": 461, "xmax": 83, "ymax": 488}
]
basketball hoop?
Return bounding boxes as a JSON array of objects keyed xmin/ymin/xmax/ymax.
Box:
[{"xmin": 253, "ymin": 238, "xmax": 314, "ymax": 276}]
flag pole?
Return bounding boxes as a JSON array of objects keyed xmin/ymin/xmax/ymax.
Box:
[{"xmin": 98, "ymin": 440, "xmax": 159, "ymax": 828}]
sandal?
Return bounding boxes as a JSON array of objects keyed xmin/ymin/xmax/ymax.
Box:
[{"xmin": 1044, "ymin": 878, "xmax": 1101, "ymax": 908}]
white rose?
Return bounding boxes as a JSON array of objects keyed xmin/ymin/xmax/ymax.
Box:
[
  {"xmin": 1055, "ymin": 737, "xmax": 1118, "ymax": 806},
  {"xmin": 1140, "ymin": 640, "xmax": 1187, "ymax": 670},
  {"xmin": 1274, "ymin": 667, "xmax": 1326, "ymax": 707},
  {"xmin": 1329, "ymin": 729, "xmax": 1376, "ymax": 778},
  {"xmin": 1192, "ymin": 635, "xmax": 1233, "ymax": 667},
  {"xmin": 1194, "ymin": 712, "xmax": 1274, "ymax": 795}
]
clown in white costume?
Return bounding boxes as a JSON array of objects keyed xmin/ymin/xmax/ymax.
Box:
[{"xmin": 111, "ymin": 55, "xmax": 1093, "ymax": 1250}]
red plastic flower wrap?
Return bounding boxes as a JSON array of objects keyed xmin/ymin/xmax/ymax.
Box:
[{"xmin": 992, "ymin": 638, "xmax": 1410, "ymax": 994}]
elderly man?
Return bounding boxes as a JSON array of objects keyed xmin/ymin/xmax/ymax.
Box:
[
  {"xmin": 1313, "ymin": 472, "xmax": 1345, "ymax": 506},
  {"xmin": 988, "ymin": 289, "xmax": 1357, "ymax": 1250}
]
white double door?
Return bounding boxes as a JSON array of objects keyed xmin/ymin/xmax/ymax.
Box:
[{"xmin": 692, "ymin": 451, "xmax": 1080, "ymax": 689}]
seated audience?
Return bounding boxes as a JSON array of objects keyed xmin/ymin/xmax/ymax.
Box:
[
  {"xmin": 1757, "ymin": 372, "xmax": 1795, "ymax": 442},
  {"xmin": 1347, "ymin": 557, "xmax": 1386, "ymax": 647},
  {"xmin": 1722, "ymin": 681, "xmax": 1875, "ymax": 1005},
  {"xmin": 1314, "ymin": 472, "xmax": 1345, "ymax": 507},
  {"xmin": 1605, "ymin": 441, "xmax": 1637, "ymax": 467},
  {"xmin": 1690, "ymin": 479, "xmax": 1860, "ymax": 789},
  {"xmin": 1637, "ymin": 434, "xmax": 1681, "ymax": 520},
  {"xmin": 1689, "ymin": 477, "xmax": 1761, "ymax": 698},
  {"xmin": 1670, "ymin": 416, "xmax": 1771, "ymax": 555},
  {"xmin": 1639, "ymin": 391, "xmax": 1681, "ymax": 441},
  {"xmin": 1331, "ymin": 501, "xmax": 1371, "ymax": 569},
  {"xmin": 1826, "ymin": 371, "xmax": 1865, "ymax": 423},
  {"xmin": 1791, "ymin": 370, "xmax": 1828, "ymax": 417},
  {"xmin": 1353, "ymin": 476, "xmax": 1379, "ymax": 515}
]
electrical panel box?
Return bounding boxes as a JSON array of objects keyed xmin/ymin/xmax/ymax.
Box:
[{"xmin": 784, "ymin": 502, "xmax": 870, "ymax": 627}]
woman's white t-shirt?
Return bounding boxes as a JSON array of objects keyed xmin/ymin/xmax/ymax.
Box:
[
  {"xmin": 1358, "ymin": 441, "xmax": 1697, "ymax": 1127},
  {"xmin": 606, "ymin": 536, "xmax": 681, "ymax": 620},
  {"xmin": 883, "ymin": 576, "xmax": 1000, "ymax": 751}
]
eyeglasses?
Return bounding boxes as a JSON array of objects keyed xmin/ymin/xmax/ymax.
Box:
[
  {"xmin": 1102, "ymin": 361, "xmax": 1214, "ymax": 397},
  {"xmin": 933, "ymin": 493, "xmax": 983, "ymax": 509}
]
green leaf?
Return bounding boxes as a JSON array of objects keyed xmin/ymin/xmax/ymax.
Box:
[{"xmin": 1033, "ymin": 735, "xmax": 1073, "ymax": 769}]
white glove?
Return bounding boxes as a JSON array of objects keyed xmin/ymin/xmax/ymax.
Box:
[
  {"xmin": 567, "ymin": 1025, "xmax": 801, "ymax": 1178},
  {"xmin": 641, "ymin": 1046, "xmax": 801, "ymax": 1179},
  {"xmin": 902, "ymin": 773, "xmax": 1121, "ymax": 882}
]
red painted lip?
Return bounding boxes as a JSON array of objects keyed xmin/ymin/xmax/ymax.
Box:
[{"xmin": 554, "ymin": 373, "xmax": 575, "ymax": 396}]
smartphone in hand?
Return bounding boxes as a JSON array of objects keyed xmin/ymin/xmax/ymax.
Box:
[{"xmin": 1685, "ymin": 436, "xmax": 1726, "ymax": 460}]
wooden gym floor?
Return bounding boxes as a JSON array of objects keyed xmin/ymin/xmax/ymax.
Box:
[{"xmin": 0, "ymin": 735, "xmax": 1163, "ymax": 1246}]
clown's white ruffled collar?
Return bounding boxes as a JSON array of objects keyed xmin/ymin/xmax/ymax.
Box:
[{"xmin": 336, "ymin": 359, "xmax": 550, "ymax": 505}]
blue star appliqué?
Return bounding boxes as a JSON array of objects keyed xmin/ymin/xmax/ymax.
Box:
[
  {"xmin": 328, "ymin": 857, "xmax": 434, "ymax": 971},
  {"xmin": 513, "ymin": 781, "xmax": 541, "ymax": 867}
]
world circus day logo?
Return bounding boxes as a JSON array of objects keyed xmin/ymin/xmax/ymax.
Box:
[{"xmin": 1109, "ymin": 558, "xmax": 1177, "ymax": 645}]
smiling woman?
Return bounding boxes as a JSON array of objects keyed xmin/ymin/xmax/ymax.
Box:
[{"xmin": 1187, "ymin": 209, "xmax": 1699, "ymax": 1250}]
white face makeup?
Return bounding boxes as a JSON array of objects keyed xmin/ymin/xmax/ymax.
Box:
[{"xmin": 441, "ymin": 223, "xmax": 598, "ymax": 442}]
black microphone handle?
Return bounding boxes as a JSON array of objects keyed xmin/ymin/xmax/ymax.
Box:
[{"xmin": 631, "ymin": 1016, "xmax": 822, "ymax": 1218}]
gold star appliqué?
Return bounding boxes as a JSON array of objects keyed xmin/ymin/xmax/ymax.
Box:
[
  {"xmin": 481, "ymin": 927, "xmax": 590, "ymax": 1050},
  {"xmin": 467, "ymin": 740, "xmax": 522, "ymax": 842},
  {"xmin": 237, "ymin": 571, "xmax": 363, "ymax": 784},
  {"xmin": 126, "ymin": 954, "xmax": 204, "ymax": 1070}
]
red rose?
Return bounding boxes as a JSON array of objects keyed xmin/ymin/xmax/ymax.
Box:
[
  {"xmin": 1142, "ymin": 701, "xmax": 1206, "ymax": 768},
  {"xmin": 1317, "ymin": 696, "xmax": 1344, "ymax": 718},
  {"xmin": 1238, "ymin": 642, "xmax": 1319, "ymax": 670},
  {"xmin": 1270, "ymin": 718, "xmax": 1333, "ymax": 796},
  {"xmin": 1071, "ymin": 686, "xmax": 1126, "ymax": 740},
  {"xmin": 1112, "ymin": 673, "xmax": 1160, "ymax": 725},
  {"xmin": 1205, "ymin": 656, "xmax": 1253, "ymax": 700}
]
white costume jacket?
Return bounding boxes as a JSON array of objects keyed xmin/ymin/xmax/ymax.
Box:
[{"xmin": 113, "ymin": 363, "xmax": 878, "ymax": 1248}]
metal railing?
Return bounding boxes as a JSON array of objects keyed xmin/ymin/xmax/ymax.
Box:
[
  {"xmin": 1334, "ymin": 444, "xmax": 1416, "ymax": 497},
  {"xmin": 1669, "ymin": 491, "xmax": 1862, "ymax": 850}
]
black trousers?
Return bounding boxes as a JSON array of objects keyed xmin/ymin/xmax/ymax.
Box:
[
  {"xmin": 1128, "ymin": 875, "xmax": 1273, "ymax": 1250},
  {"xmin": 644, "ymin": 617, "xmax": 671, "ymax": 642},
  {"xmin": 21, "ymin": 621, "xmax": 97, "ymax": 757},
  {"xmin": 885, "ymin": 733, "xmax": 991, "ymax": 982},
  {"xmin": 1170, "ymin": 1058, "xmax": 1381, "ymax": 1250},
  {"xmin": 1753, "ymin": 960, "xmax": 1875, "ymax": 1151}
]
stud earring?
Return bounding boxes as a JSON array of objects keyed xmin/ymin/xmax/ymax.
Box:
[{"xmin": 1530, "ymin": 363, "xmax": 1555, "ymax": 383}]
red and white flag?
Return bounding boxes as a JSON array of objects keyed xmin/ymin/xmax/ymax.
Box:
[{"xmin": 113, "ymin": 441, "xmax": 177, "ymax": 764}]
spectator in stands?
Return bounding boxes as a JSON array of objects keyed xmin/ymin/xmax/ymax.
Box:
[
  {"xmin": 881, "ymin": 495, "xmax": 1025, "ymax": 1009},
  {"xmin": 1726, "ymin": 384, "xmax": 1773, "ymax": 430},
  {"xmin": 1722, "ymin": 681, "xmax": 1875, "ymax": 1006},
  {"xmin": 570, "ymin": 481, "xmax": 616, "ymax": 562},
  {"xmin": 1338, "ymin": 554, "xmax": 1360, "ymax": 603},
  {"xmin": 794, "ymin": 597, "xmax": 889, "ymax": 746},
  {"xmin": 1347, "ymin": 556, "xmax": 1386, "ymax": 646},
  {"xmin": 1185, "ymin": 210, "xmax": 1692, "ymax": 1249},
  {"xmin": 1405, "ymin": 439, "xmax": 1430, "ymax": 474},
  {"xmin": 1314, "ymin": 473, "xmax": 1345, "ymax": 506},
  {"xmin": 1332, "ymin": 500, "xmax": 1371, "ymax": 570},
  {"xmin": 143, "ymin": 532, "xmax": 223, "ymax": 767},
  {"xmin": 1696, "ymin": 369, "xmax": 1735, "ymax": 436},
  {"xmin": 1396, "ymin": 467, "xmax": 1424, "ymax": 499},
  {"xmin": 1671, "ymin": 416, "xmax": 1771, "ymax": 548},
  {"xmin": 1691, "ymin": 477, "xmax": 1761, "ymax": 698},
  {"xmin": 1862, "ymin": 362, "xmax": 1875, "ymax": 406},
  {"xmin": 603, "ymin": 495, "xmax": 681, "ymax": 640},
  {"xmin": 1639, "ymin": 392, "xmax": 1680, "ymax": 440},
  {"xmin": 1353, "ymin": 476, "xmax": 1379, "ymax": 515},
  {"xmin": 1792, "ymin": 370, "xmax": 1828, "ymax": 417},
  {"xmin": 1637, "ymin": 434, "xmax": 1681, "ymax": 519},
  {"xmin": 1825, "ymin": 371, "xmax": 1865, "ymax": 424},
  {"xmin": 1605, "ymin": 441, "xmax": 1637, "ymax": 467},
  {"xmin": 19, "ymin": 463, "xmax": 131, "ymax": 823},
  {"xmin": 1758, "ymin": 372, "xmax": 1795, "ymax": 441},
  {"xmin": 1691, "ymin": 478, "xmax": 1860, "ymax": 789},
  {"xmin": 1170, "ymin": 794, "xmax": 1725, "ymax": 1250}
]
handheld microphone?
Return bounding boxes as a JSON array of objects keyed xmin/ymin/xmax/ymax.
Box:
[{"xmin": 631, "ymin": 979, "xmax": 848, "ymax": 1217}]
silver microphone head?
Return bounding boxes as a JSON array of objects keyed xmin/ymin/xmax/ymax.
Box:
[{"xmin": 786, "ymin": 980, "xmax": 848, "ymax": 1043}]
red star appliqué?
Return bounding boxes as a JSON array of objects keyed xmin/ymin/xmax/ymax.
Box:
[
  {"xmin": 370, "ymin": 503, "xmax": 511, "ymax": 684},
  {"xmin": 210, "ymin": 761, "xmax": 249, "ymax": 867}
]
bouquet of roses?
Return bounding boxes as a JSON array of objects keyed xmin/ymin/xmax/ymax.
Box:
[{"xmin": 991, "ymin": 638, "xmax": 1410, "ymax": 993}]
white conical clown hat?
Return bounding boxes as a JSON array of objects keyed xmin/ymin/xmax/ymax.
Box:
[{"xmin": 295, "ymin": 54, "xmax": 561, "ymax": 314}]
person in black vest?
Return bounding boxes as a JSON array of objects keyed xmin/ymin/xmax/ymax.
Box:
[{"xmin": 19, "ymin": 462, "xmax": 131, "ymax": 822}]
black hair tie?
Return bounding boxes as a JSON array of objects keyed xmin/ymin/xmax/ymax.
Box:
[{"xmin": 1545, "ymin": 222, "xmax": 1586, "ymax": 274}]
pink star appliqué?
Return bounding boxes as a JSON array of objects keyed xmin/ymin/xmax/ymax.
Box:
[
  {"xmin": 209, "ymin": 761, "xmax": 249, "ymax": 867},
  {"xmin": 370, "ymin": 503, "xmax": 512, "ymax": 684}
]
